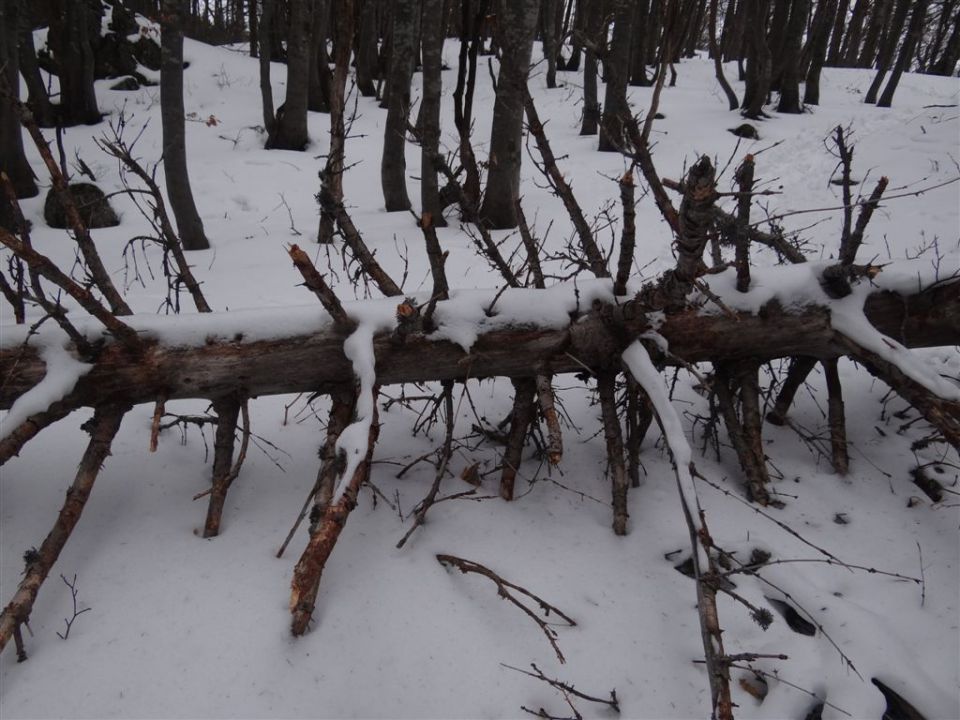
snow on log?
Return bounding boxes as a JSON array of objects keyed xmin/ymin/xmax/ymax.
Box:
[{"xmin": 0, "ymin": 270, "xmax": 956, "ymax": 413}]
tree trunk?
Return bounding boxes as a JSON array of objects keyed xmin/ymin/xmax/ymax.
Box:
[
  {"xmin": 541, "ymin": 0, "xmax": 559, "ymax": 89},
  {"xmin": 356, "ymin": 0, "xmax": 379, "ymax": 96},
  {"xmin": 838, "ymin": 0, "xmax": 870, "ymax": 65},
  {"xmin": 308, "ymin": 0, "xmax": 332, "ymax": 112},
  {"xmin": 381, "ymin": 0, "xmax": 417, "ymax": 212},
  {"xmin": 629, "ymin": 0, "xmax": 652, "ymax": 86},
  {"xmin": 709, "ymin": 0, "xmax": 739, "ymax": 110},
  {"xmin": 863, "ymin": 0, "xmax": 911, "ymax": 103},
  {"xmin": 932, "ymin": 6, "xmax": 960, "ymax": 75},
  {"xmin": 856, "ymin": 0, "xmax": 892, "ymax": 67},
  {"xmin": 803, "ymin": 0, "xmax": 839, "ymax": 105},
  {"xmin": 160, "ymin": 0, "xmax": 209, "ymax": 250},
  {"xmin": 599, "ymin": 0, "xmax": 635, "ymax": 152},
  {"xmin": 268, "ymin": 0, "xmax": 311, "ymax": 149},
  {"xmin": 825, "ymin": 0, "xmax": 848, "ymax": 65},
  {"xmin": 259, "ymin": 0, "xmax": 276, "ymax": 132},
  {"xmin": 17, "ymin": 15, "xmax": 56, "ymax": 128},
  {"xmin": 580, "ymin": 0, "xmax": 602, "ymax": 134},
  {"xmin": 877, "ymin": 0, "xmax": 928, "ymax": 108},
  {"xmin": 420, "ymin": 0, "xmax": 446, "ymax": 225},
  {"xmin": 478, "ymin": 0, "xmax": 539, "ymax": 229},
  {"xmin": 1, "ymin": 281, "xmax": 954, "ymax": 412},
  {"xmin": 766, "ymin": 0, "xmax": 792, "ymax": 89},
  {"xmin": 49, "ymin": 0, "xmax": 101, "ymax": 126},
  {"xmin": 775, "ymin": 0, "xmax": 809, "ymax": 113},
  {"xmin": 0, "ymin": 0, "xmax": 38, "ymax": 198},
  {"xmin": 741, "ymin": 0, "xmax": 772, "ymax": 118}
]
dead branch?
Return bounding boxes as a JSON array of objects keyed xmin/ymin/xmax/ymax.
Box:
[
  {"xmin": 821, "ymin": 358, "xmax": 849, "ymax": 474},
  {"xmin": 523, "ymin": 91, "xmax": 609, "ymax": 278},
  {"xmin": 396, "ymin": 382, "xmax": 454, "ymax": 548},
  {"xmin": 290, "ymin": 390, "xmax": 378, "ymax": 636},
  {"xmin": 202, "ymin": 396, "xmax": 244, "ymax": 537},
  {"xmin": 598, "ymin": 372, "xmax": 630, "ymax": 534},
  {"xmin": 843, "ymin": 176, "xmax": 889, "ymax": 266},
  {"xmin": 330, "ymin": 202, "xmax": 403, "ymax": 297},
  {"xmin": 734, "ymin": 155, "xmax": 755, "ymax": 292},
  {"xmin": 516, "ymin": 200, "xmax": 546, "ymax": 289},
  {"xmin": 0, "ymin": 402, "xmax": 76, "ymax": 466},
  {"xmin": 536, "ymin": 374, "xmax": 563, "ymax": 466},
  {"xmin": 0, "ymin": 403, "xmax": 128, "ymax": 657},
  {"xmin": 613, "ymin": 171, "xmax": 636, "ymax": 296},
  {"xmin": 500, "ymin": 378, "xmax": 537, "ymax": 500},
  {"xmin": 288, "ymin": 244, "xmax": 354, "ymax": 329},
  {"xmin": 436, "ymin": 554, "xmax": 576, "ymax": 664},
  {"xmin": 502, "ymin": 662, "xmax": 620, "ymax": 714}
]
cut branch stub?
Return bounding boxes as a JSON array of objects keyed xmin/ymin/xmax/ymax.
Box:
[{"xmin": 288, "ymin": 244, "xmax": 355, "ymax": 330}]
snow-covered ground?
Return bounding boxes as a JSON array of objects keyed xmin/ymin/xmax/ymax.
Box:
[{"xmin": 1, "ymin": 28, "xmax": 958, "ymax": 720}]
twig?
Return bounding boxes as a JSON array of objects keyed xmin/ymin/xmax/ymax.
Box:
[
  {"xmin": 55, "ymin": 574, "xmax": 91, "ymax": 640},
  {"xmin": 502, "ymin": 663, "xmax": 620, "ymax": 713},
  {"xmin": 436, "ymin": 554, "xmax": 576, "ymax": 663}
]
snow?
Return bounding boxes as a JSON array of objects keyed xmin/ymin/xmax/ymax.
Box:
[
  {"xmin": 1, "ymin": 22, "xmax": 959, "ymax": 720},
  {"xmin": 0, "ymin": 341, "xmax": 92, "ymax": 442}
]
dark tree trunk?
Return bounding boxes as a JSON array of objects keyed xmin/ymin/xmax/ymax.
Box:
[
  {"xmin": 420, "ymin": 0, "xmax": 446, "ymax": 225},
  {"xmin": 478, "ymin": 0, "xmax": 539, "ymax": 229},
  {"xmin": 249, "ymin": 0, "xmax": 258, "ymax": 57},
  {"xmin": 160, "ymin": 0, "xmax": 209, "ymax": 250},
  {"xmin": 629, "ymin": 0, "xmax": 652, "ymax": 86},
  {"xmin": 741, "ymin": 0, "xmax": 772, "ymax": 118},
  {"xmin": 308, "ymin": 0, "xmax": 332, "ymax": 112},
  {"xmin": 268, "ymin": 0, "xmax": 311, "ymax": 150},
  {"xmin": 49, "ymin": 0, "xmax": 101, "ymax": 126},
  {"xmin": 17, "ymin": 17, "xmax": 55, "ymax": 128},
  {"xmin": 541, "ymin": 0, "xmax": 559, "ymax": 88},
  {"xmin": 259, "ymin": 0, "xmax": 276, "ymax": 133},
  {"xmin": 381, "ymin": 0, "xmax": 416, "ymax": 212},
  {"xmin": 709, "ymin": 0, "xmax": 739, "ymax": 109},
  {"xmin": 452, "ymin": 0, "xmax": 486, "ymax": 220},
  {"xmin": 599, "ymin": 0, "xmax": 635, "ymax": 152},
  {"xmin": 803, "ymin": 0, "xmax": 839, "ymax": 104},
  {"xmin": 838, "ymin": 0, "xmax": 869, "ymax": 65},
  {"xmin": 864, "ymin": 0, "xmax": 912, "ymax": 103},
  {"xmin": 825, "ymin": 0, "xmax": 848, "ymax": 65},
  {"xmin": 0, "ymin": 0, "xmax": 38, "ymax": 198},
  {"xmin": 356, "ymin": 0, "xmax": 379, "ymax": 96},
  {"xmin": 580, "ymin": 0, "xmax": 602, "ymax": 134},
  {"xmin": 683, "ymin": 0, "xmax": 708, "ymax": 57},
  {"xmin": 877, "ymin": 0, "xmax": 928, "ymax": 107},
  {"xmin": 564, "ymin": 0, "xmax": 582, "ymax": 71},
  {"xmin": 766, "ymin": 0, "xmax": 792, "ymax": 90},
  {"xmin": 932, "ymin": 6, "xmax": 960, "ymax": 75},
  {"xmin": 776, "ymin": 0, "xmax": 809, "ymax": 113},
  {"xmin": 856, "ymin": 0, "xmax": 892, "ymax": 67}
]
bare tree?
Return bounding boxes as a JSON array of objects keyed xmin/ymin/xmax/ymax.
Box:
[
  {"xmin": 269, "ymin": 0, "xmax": 311, "ymax": 149},
  {"xmin": 0, "ymin": 0, "xmax": 37, "ymax": 199},
  {"xmin": 381, "ymin": 0, "xmax": 417, "ymax": 212},
  {"xmin": 479, "ymin": 0, "xmax": 540, "ymax": 228},
  {"xmin": 160, "ymin": 0, "xmax": 210, "ymax": 250}
]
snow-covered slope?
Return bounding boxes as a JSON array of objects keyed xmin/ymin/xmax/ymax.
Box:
[{"xmin": 1, "ymin": 32, "xmax": 958, "ymax": 720}]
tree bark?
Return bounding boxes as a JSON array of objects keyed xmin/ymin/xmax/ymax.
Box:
[
  {"xmin": 599, "ymin": 0, "xmax": 635, "ymax": 152},
  {"xmin": 579, "ymin": 0, "xmax": 602, "ymax": 134},
  {"xmin": 381, "ymin": 0, "xmax": 417, "ymax": 212},
  {"xmin": 877, "ymin": 0, "xmax": 928, "ymax": 108},
  {"xmin": 0, "ymin": 0, "xmax": 38, "ymax": 198},
  {"xmin": 741, "ymin": 0, "xmax": 772, "ymax": 118},
  {"xmin": 48, "ymin": 0, "xmax": 101, "ymax": 126},
  {"xmin": 803, "ymin": 0, "xmax": 839, "ymax": 105},
  {"xmin": 825, "ymin": 0, "xmax": 848, "ymax": 66},
  {"xmin": 259, "ymin": 0, "xmax": 276, "ymax": 132},
  {"xmin": 541, "ymin": 0, "xmax": 559, "ymax": 89},
  {"xmin": 709, "ymin": 0, "xmax": 739, "ymax": 110},
  {"xmin": 268, "ymin": 0, "xmax": 311, "ymax": 149},
  {"xmin": 863, "ymin": 0, "xmax": 912, "ymax": 103},
  {"xmin": 775, "ymin": 0, "xmax": 809, "ymax": 113},
  {"xmin": 839, "ymin": 0, "xmax": 870, "ymax": 65},
  {"xmin": 160, "ymin": 0, "xmax": 210, "ymax": 250},
  {"xmin": 1, "ymin": 281, "xmax": 955, "ymax": 413},
  {"xmin": 355, "ymin": 0, "xmax": 379, "ymax": 97},
  {"xmin": 478, "ymin": 0, "xmax": 539, "ymax": 228},
  {"xmin": 856, "ymin": 0, "xmax": 892, "ymax": 68},
  {"xmin": 307, "ymin": 0, "xmax": 332, "ymax": 113},
  {"xmin": 420, "ymin": 0, "xmax": 446, "ymax": 225},
  {"xmin": 17, "ymin": 13, "xmax": 55, "ymax": 129}
]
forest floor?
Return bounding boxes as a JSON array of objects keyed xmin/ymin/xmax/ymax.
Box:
[{"xmin": 1, "ymin": 27, "xmax": 958, "ymax": 720}]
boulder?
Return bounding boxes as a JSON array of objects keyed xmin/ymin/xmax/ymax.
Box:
[{"xmin": 43, "ymin": 183, "xmax": 120, "ymax": 229}]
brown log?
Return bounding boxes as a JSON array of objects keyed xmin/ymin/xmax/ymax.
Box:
[{"xmin": 0, "ymin": 282, "xmax": 956, "ymax": 414}]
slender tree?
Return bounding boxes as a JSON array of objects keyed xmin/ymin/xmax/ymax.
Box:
[
  {"xmin": 629, "ymin": 0, "xmax": 652, "ymax": 86},
  {"xmin": 356, "ymin": 0, "xmax": 380, "ymax": 97},
  {"xmin": 742, "ymin": 0, "xmax": 772, "ymax": 118},
  {"xmin": 863, "ymin": 0, "xmax": 912, "ymax": 103},
  {"xmin": 478, "ymin": 0, "xmax": 540, "ymax": 228},
  {"xmin": 825, "ymin": 0, "xmax": 848, "ymax": 65},
  {"xmin": 856, "ymin": 0, "xmax": 892, "ymax": 68},
  {"xmin": 932, "ymin": 7, "xmax": 960, "ymax": 75},
  {"xmin": 381, "ymin": 0, "xmax": 417, "ymax": 212},
  {"xmin": 0, "ymin": 0, "xmax": 37, "ymax": 198},
  {"xmin": 877, "ymin": 0, "xmax": 928, "ymax": 108},
  {"xmin": 420, "ymin": 0, "xmax": 446, "ymax": 224},
  {"xmin": 541, "ymin": 0, "xmax": 559, "ymax": 89},
  {"xmin": 580, "ymin": 0, "xmax": 602, "ymax": 135},
  {"xmin": 160, "ymin": 0, "xmax": 209, "ymax": 250},
  {"xmin": 803, "ymin": 0, "xmax": 839, "ymax": 104},
  {"xmin": 308, "ymin": 0, "xmax": 332, "ymax": 112}
]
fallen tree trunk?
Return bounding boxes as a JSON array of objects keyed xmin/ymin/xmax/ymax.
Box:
[{"xmin": 1, "ymin": 282, "xmax": 957, "ymax": 413}]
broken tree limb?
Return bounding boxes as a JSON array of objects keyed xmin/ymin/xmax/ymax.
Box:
[
  {"xmin": 290, "ymin": 391, "xmax": 378, "ymax": 636},
  {"xmin": 202, "ymin": 396, "xmax": 246, "ymax": 538},
  {"xmin": 288, "ymin": 244, "xmax": 355, "ymax": 330},
  {"xmin": 0, "ymin": 402, "xmax": 75, "ymax": 466},
  {"xmin": 0, "ymin": 403, "xmax": 128, "ymax": 656},
  {"xmin": 598, "ymin": 371, "xmax": 630, "ymax": 535},
  {"xmin": 1, "ymin": 281, "xmax": 956, "ymax": 413},
  {"xmin": 500, "ymin": 378, "xmax": 537, "ymax": 500},
  {"xmin": 822, "ymin": 358, "xmax": 850, "ymax": 474}
]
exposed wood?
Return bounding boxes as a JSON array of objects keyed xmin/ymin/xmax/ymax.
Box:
[{"xmin": 1, "ymin": 282, "xmax": 956, "ymax": 413}]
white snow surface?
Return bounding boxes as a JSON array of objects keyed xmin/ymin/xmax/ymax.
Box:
[{"xmin": 1, "ymin": 24, "xmax": 959, "ymax": 720}]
